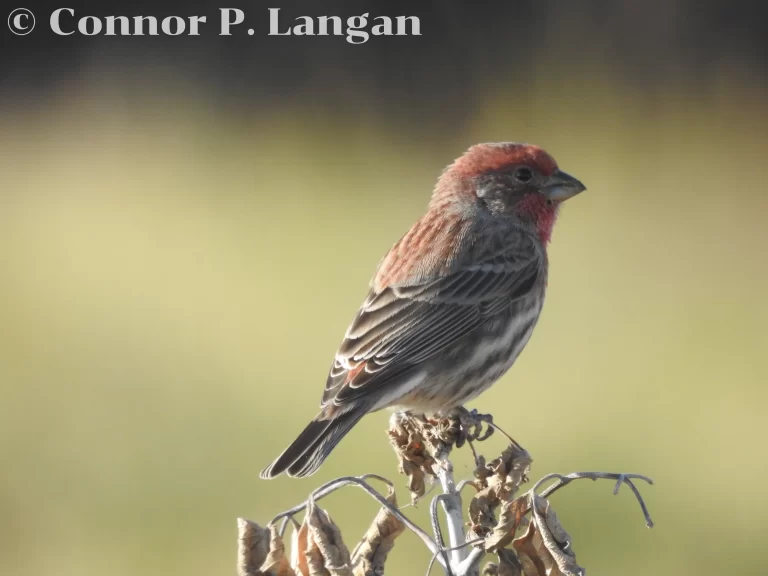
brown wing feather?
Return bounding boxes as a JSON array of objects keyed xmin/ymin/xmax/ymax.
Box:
[{"xmin": 321, "ymin": 217, "xmax": 542, "ymax": 410}]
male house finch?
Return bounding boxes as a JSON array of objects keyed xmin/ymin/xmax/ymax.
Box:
[{"xmin": 261, "ymin": 142, "xmax": 585, "ymax": 479}]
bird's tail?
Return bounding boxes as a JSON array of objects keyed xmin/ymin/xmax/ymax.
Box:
[{"xmin": 260, "ymin": 408, "xmax": 366, "ymax": 479}]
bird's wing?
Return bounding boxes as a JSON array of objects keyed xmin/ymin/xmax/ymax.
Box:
[{"xmin": 321, "ymin": 226, "xmax": 542, "ymax": 409}]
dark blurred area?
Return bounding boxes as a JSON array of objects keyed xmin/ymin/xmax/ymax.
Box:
[
  {"xmin": 3, "ymin": 0, "xmax": 767, "ymax": 118},
  {"xmin": 1, "ymin": 2, "xmax": 767, "ymax": 576}
]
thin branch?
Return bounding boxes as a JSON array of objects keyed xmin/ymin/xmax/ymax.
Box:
[
  {"xmin": 483, "ymin": 418, "xmax": 523, "ymax": 450},
  {"xmin": 455, "ymin": 546, "xmax": 485, "ymax": 576},
  {"xmin": 273, "ymin": 473, "xmax": 394, "ymax": 535},
  {"xmin": 247, "ymin": 412, "xmax": 655, "ymax": 576},
  {"xmin": 425, "ymin": 538, "xmax": 486, "ymax": 576},
  {"xmin": 614, "ymin": 475, "xmax": 655, "ymax": 528},
  {"xmin": 434, "ymin": 457, "xmax": 468, "ymax": 568},
  {"xmin": 466, "ymin": 437, "xmax": 480, "ymax": 465},
  {"xmin": 268, "ymin": 474, "xmax": 447, "ymax": 569},
  {"xmin": 530, "ymin": 471, "xmax": 655, "ymax": 528},
  {"xmin": 430, "ymin": 493, "xmax": 454, "ymax": 575}
]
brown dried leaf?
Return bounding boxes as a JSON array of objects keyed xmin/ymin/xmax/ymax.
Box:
[
  {"xmin": 259, "ymin": 524, "xmax": 296, "ymax": 576},
  {"xmin": 473, "ymin": 455, "xmax": 492, "ymax": 482},
  {"xmin": 512, "ymin": 521, "xmax": 548, "ymax": 576},
  {"xmin": 431, "ymin": 416, "xmax": 461, "ymax": 446},
  {"xmin": 237, "ymin": 518, "xmax": 271, "ymax": 576},
  {"xmin": 511, "ymin": 496, "xmax": 584, "ymax": 576},
  {"xmin": 487, "ymin": 445, "xmax": 532, "ymax": 496},
  {"xmin": 291, "ymin": 520, "xmax": 310, "ymax": 576},
  {"xmin": 497, "ymin": 549, "xmax": 523, "ymax": 576},
  {"xmin": 402, "ymin": 459, "xmax": 427, "ymax": 500},
  {"xmin": 305, "ymin": 500, "xmax": 353, "ymax": 576},
  {"xmin": 469, "ymin": 443, "xmax": 532, "ymax": 543},
  {"xmin": 530, "ymin": 496, "xmax": 583, "ymax": 576},
  {"xmin": 305, "ymin": 538, "xmax": 326, "ymax": 576},
  {"xmin": 468, "ymin": 483, "xmax": 501, "ymax": 540},
  {"xmin": 483, "ymin": 550, "xmax": 522, "ymax": 576},
  {"xmin": 485, "ymin": 498, "xmax": 528, "ymax": 552},
  {"xmin": 388, "ymin": 416, "xmax": 437, "ymax": 502},
  {"xmin": 350, "ymin": 485, "xmax": 406, "ymax": 576}
]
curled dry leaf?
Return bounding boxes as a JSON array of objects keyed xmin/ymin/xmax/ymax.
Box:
[
  {"xmin": 237, "ymin": 518, "xmax": 271, "ymax": 576},
  {"xmin": 468, "ymin": 443, "xmax": 532, "ymax": 543},
  {"xmin": 291, "ymin": 520, "xmax": 310, "ymax": 576},
  {"xmin": 387, "ymin": 415, "xmax": 437, "ymax": 502},
  {"xmin": 512, "ymin": 521, "xmax": 548, "ymax": 576},
  {"xmin": 388, "ymin": 411, "xmax": 493, "ymax": 501},
  {"xmin": 259, "ymin": 524, "xmax": 296, "ymax": 576},
  {"xmin": 351, "ymin": 484, "xmax": 406, "ymax": 576},
  {"xmin": 497, "ymin": 548, "xmax": 523, "ymax": 576},
  {"xmin": 484, "ymin": 498, "xmax": 528, "ymax": 552},
  {"xmin": 483, "ymin": 549, "xmax": 522, "ymax": 576},
  {"xmin": 510, "ymin": 495, "xmax": 584, "ymax": 576},
  {"xmin": 530, "ymin": 495, "xmax": 583, "ymax": 576},
  {"xmin": 488, "ymin": 444, "xmax": 532, "ymax": 494},
  {"xmin": 468, "ymin": 482, "xmax": 501, "ymax": 541},
  {"xmin": 305, "ymin": 499, "xmax": 353, "ymax": 576},
  {"xmin": 401, "ymin": 454, "xmax": 427, "ymax": 501},
  {"xmin": 430, "ymin": 415, "xmax": 462, "ymax": 447}
]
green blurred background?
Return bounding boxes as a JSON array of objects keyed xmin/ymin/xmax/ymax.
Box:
[{"xmin": 1, "ymin": 2, "xmax": 767, "ymax": 575}]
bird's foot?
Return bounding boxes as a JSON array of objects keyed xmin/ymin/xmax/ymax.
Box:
[{"xmin": 443, "ymin": 407, "xmax": 495, "ymax": 449}]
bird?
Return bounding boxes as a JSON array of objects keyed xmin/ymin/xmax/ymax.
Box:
[{"xmin": 261, "ymin": 142, "xmax": 585, "ymax": 479}]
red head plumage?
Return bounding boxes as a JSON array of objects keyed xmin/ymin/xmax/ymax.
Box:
[{"xmin": 447, "ymin": 142, "xmax": 559, "ymax": 180}]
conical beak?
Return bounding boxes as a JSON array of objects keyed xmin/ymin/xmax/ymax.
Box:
[{"xmin": 543, "ymin": 169, "xmax": 586, "ymax": 202}]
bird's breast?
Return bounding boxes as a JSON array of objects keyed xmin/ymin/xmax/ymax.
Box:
[{"xmin": 396, "ymin": 291, "xmax": 545, "ymax": 412}]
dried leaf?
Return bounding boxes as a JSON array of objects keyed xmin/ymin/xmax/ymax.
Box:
[
  {"xmin": 468, "ymin": 483, "xmax": 501, "ymax": 540},
  {"xmin": 431, "ymin": 416, "xmax": 461, "ymax": 446},
  {"xmin": 351, "ymin": 485, "xmax": 406, "ymax": 576},
  {"xmin": 387, "ymin": 416, "xmax": 437, "ymax": 502},
  {"xmin": 305, "ymin": 500, "xmax": 353, "ymax": 576},
  {"xmin": 485, "ymin": 498, "xmax": 528, "ymax": 552},
  {"xmin": 259, "ymin": 524, "xmax": 296, "ymax": 576},
  {"xmin": 530, "ymin": 496, "xmax": 583, "ymax": 576},
  {"xmin": 512, "ymin": 521, "xmax": 549, "ymax": 576},
  {"xmin": 291, "ymin": 520, "xmax": 310, "ymax": 576},
  {"xmin": 511, "ymin": 496, "xmax": 584, "ymax": 576},
  {"xmin": 488, "ymin": 444, "xmax": 532, "ymax": 495},
  {"xmin": 469, "ymin": 443, "xmax": 532, "ymax": 542},
  {"xmin": 237, "ymin": 518, "xmax": 271, "ymax": 576},
  {"xmin": 473, "ymin": 454, "xmax": 492, "ymax": 482},
  {"xmin": 483, "ymin": 550, "xmax": 522, "ymax": 576},
  {"xmin": 402, "ymin": 458, "xmax": 427, "ymax": 500},
  {"xmin": 497, "ymin": 549, "xmax": 523, "ymax": 576},
  {"xmin": 305, "ymin": 538, "xmax": 326, "ymax": 576}
]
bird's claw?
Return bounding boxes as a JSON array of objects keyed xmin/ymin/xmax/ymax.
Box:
[{"xmin": 452, "ymin": 407, "xmax": 496, "ymax": 446}]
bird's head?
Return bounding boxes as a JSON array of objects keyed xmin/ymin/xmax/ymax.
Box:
[{"xmin": 433, "ymin": 142, "xmax": 586, "ymax": 244}]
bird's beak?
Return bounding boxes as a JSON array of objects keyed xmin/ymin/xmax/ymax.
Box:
[{"xmin": 543, "ymin": 169, "xmax": 586, "ymax": 202}]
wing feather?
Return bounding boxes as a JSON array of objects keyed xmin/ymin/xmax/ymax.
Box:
[{"xmin": 321, "ymin": 226, "xmax": 542, "ymax": 408}]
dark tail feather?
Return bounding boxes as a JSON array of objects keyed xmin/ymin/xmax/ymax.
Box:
[{"xmin": 260, "ymin": 409, "xmax": 365, "ymax": 479}]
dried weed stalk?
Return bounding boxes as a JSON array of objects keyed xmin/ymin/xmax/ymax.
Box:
[{"xmin": 239, "ymin": 411, "xmax": 654, "ymax": 576}]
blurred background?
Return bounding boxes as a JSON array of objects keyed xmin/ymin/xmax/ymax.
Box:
[{"xmin": 1, "ymin": 1, "xmax": 767, "ymax": 575}]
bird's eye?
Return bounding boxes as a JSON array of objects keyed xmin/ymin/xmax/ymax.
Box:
[{"xmin": 514, "ymin": 167, "xmax": 534, "ymax": 183}]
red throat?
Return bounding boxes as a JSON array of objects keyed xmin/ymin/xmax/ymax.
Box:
[{"xmin": 516, "ymin": 194, "xmax": 559, "ymax": 245}]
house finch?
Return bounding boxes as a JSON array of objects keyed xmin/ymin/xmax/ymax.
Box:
[{"xmin": 261, "ymin": 142, "xmax": 585, "ymax": 478}]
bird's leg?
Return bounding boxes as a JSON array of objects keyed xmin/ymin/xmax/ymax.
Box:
[{"xmin": 464, "ymin": 407, "xmax": 529, "ymax": 452}]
